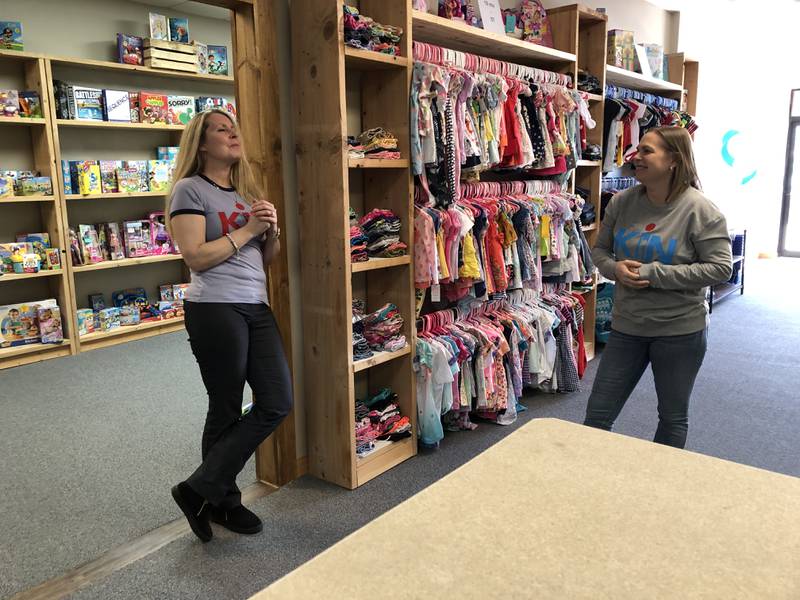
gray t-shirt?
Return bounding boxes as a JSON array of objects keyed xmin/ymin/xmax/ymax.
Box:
[
  {"xmin": 592, "ymin": 185, "xmax": 732, "ymax": 337},
  {"xmin": 169, "ymin": 174, "xmax": 268, "ymax": 304}
]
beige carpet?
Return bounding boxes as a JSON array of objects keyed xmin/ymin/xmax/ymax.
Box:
[{"xmin": 253, "ymin": 418, "xmax": 800, "ymax": 599}]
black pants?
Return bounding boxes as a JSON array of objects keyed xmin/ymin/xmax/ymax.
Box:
[{"xmin": 184, "ymin": 301, "xmax": 292, "ymax": 508}]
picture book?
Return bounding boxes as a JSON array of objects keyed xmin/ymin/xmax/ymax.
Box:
[
  {"xmin": 77, "ymin": 161, "xmax": 102, "ymax": 196},
  {"xmin": 116, "ymin": 167, "xmax": 141, "ymax": 194},
  {"xmin": 194, "ymin": 42, "xmax": 208, "ymax": 74},
  {"xmin": 123, "ymin": 220, "xmax": 152, "ymax": 257},
  {"xmin": 168, "ymin": 17, "xmax": 189, "ymax": 43},
  {"xmin": 129, "ymin": 91, "xmax": 140, "ymax": 123},
  {"xmin": 78, "ymin": 224, "xmax": 103, "ymax": 263},
  {"xmin": 67, "ymin": 161, "xmax": 82, "ymax": 194},
  {"xmin": 0, "ymin": 89, "xmax": 19, "ymax": 118},
  {"xmin": 123, "ymin": 160, "xmax": 149, "ymax": 191},
  {"xmin": 167, "ymin": 95, "xmax": 194, "ymax": 125},
  {"xmin": 18, "ymin": 91, "xmax": 42, "ymax": 118},
  {"xmin": 195, "ymin": 96, "xmax": 224, "ymax": 113},
  {"xmin": 117, "ymin": 33, "xmax": 144, "ymax": 65},
  {"xmin": 38, "ymin": 305, "xmax": 63, "ymax": 344},
  {"xmin": 0, "ymin": 21, "xmax": 23, "ymax": 51},
  {"xmin": 149, "ymin": 13, "xmax": 168, "ymax": 41},
  {"xmin": 139, "ymin": 92, "xmax": 168, "ymax": 124},
  {"xmin": 147, "ymin": 160, "xmax": 171, "ymax": 193},
  {"xmin": 99, "ymin": 160, "xmax": 122, "ymax": 193},
  {"xmin": 103, "ymin": 89, "xmax": 130, "ymax": 122},
  {"xmin": 0, "ymin": 175, "xmax": 14, "ymax": 198},
  {"xmin": 19, "ymin": 177, "xmax": 53, "ymax": 196},
  {"xmin": 103, "ymin": 222, "xmax": 125, "ymax": 260},
  {"xmin": 207, "ymin": 45, "xmax": 228, "ymax": 75},
  {"xmin": 72, "ymin": 87, "xmax": 104, "ymax": 121}
]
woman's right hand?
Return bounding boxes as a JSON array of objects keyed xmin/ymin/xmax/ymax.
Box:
[
  {"xmin": 243, "ymin": 209, "xmax": 271, "ymax": 237},
  {"xmin": 614, "ymin": 259, "xmax": 650, "ymax": 288}
]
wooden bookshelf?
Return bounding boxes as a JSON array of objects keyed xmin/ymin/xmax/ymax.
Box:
[
  {"xmin": 78, "ymin": 317, "xmax": 185, "ymax": 352},
  {"xmin": 412, "ymin": 10, "xmax": 576, "ymax": 66},
  {"xmin": 355, "ymin": 436, "xmax": 415, "ymax": 486},
  {"xmin": 0, "ymin": 195, "xmax": 56, "ymax": 203},
  {"xmin": 65, "ymin": 191, "xmax": 167, "ymax": 201},
  {"xmin": 344, "ymin": 47, "xmax": 409, "ymax": 70},
  {"xmin": 56, "ymin": 119, "xmax": 185, "ymax": 131},
  {"xmin": 0, "ymin": 270, "xmax": 63, "ymax": 283},
  {"xmin": 348, "ymin": 158, "xmax": 409, "ymax": 169},
  {"xmin": 71, "ymin": 254, "xmax": 183, "ymax": 273},
  {"xmin": 351, "ymin": 255, "xmax": 411, "ymax": 273},
  {"xmin": 48, "ymin": 55, "xmax": 234, "ymax": 84},
  {"xmin": 0, "ymin": 339, "xmax": 73, "ymax": 370},
  {"xmin": 0, "ymin": 117, "xmax": 47, "ymax": 126}
]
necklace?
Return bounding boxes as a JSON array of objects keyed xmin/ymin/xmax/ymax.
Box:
[{"xmin": 199, "ymin": 172, "xmax": 234, "ymax": 192}]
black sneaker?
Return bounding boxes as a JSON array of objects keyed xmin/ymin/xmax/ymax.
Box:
[
  {"xmin": 210, "ymin": 505, "xmax": 263, "ymax": 534},
  {"xmin": 171, "ymin": 482, "xmax": 213, "ymax": 542}
]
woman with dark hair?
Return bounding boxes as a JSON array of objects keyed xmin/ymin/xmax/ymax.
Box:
[{"xmin": 584, "ymin": 126, "xmax": 732, "ymax": 449}]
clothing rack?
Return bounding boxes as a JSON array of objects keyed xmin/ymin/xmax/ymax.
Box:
[
  {"xmin": 601, "ymin": 176, "xmax": 638, "ymax": 191},
  {"xmin": 460, "ymin": 179, "xmax": 567, "ymax": 199},
  {"xmin": 413, "ymin": 41, "xmax": 572, "ymax": 88},
  {"xmin": 605, "ymin": 84, "xmax": 679, "ymax": 110}
]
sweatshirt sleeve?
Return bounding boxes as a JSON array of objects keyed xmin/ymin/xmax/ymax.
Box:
[
  {"xmin": 638, "ymin": 215, "xmax": 733, "ymax": 289},
  {"xmin": 591, "ymin": 194, "xmax": 619, "ymax": 281}
]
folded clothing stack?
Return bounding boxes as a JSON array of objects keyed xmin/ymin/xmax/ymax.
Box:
[
  {"xmin": 343, "ymin": 5, "xmax": 403, "ymax": 56},
  {"xmin": 355, "ymin": 387, "xmax": 413, "ymax": 457},
  {"xmin": 352, "ymin": 299, "xmax": 372, "ymax": 361},
  {"xmin": 362, "ymin": 302, "xmax": 405, "ymax": 352},
  {"xmin": 347, "ymin": 136, "xmax": 365, "ymax": 160},
  {"xmin": 350, "ymin": 225, "xmax": 369, "ymax": 262},
  {"xmin": 357, "ymin": 128, "xmax": 401, "ymax": 160},
  {"xmin": 359, "ymin": 209, "xmax": 408, "ymax": 258}
]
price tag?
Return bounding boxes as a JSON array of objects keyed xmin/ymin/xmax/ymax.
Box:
[{"xmin": 431, "ymin": 284, "xmax": 441, "ymax": 302}]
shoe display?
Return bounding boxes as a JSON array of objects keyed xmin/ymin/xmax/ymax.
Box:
[
  {"xmin": 210, "ymin": 504, "xmax": 263, "ymax": 535},
  {"xmin": 171, "ymin": 482, "xmax": 212, "ymax": 543}
]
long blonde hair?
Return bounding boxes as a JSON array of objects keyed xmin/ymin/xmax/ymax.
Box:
[
  {"xmin": 650, "ymin": 126, "xmax": 702, "ymax": 203},
  {"xmin": 165, "ymin": 108, "xmax": 261, "ymax": 230}
]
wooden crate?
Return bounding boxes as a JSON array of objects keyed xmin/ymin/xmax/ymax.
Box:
[{"xmin": 143, "ymin": 38, "xmax": 198, "ymax": 73}]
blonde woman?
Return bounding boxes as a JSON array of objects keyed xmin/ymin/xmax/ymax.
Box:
[
  {"xmin": 585, "ymin": 127, "xmax": 732, "ymax": 449},
  {"xmin": 167, "ymin": 108, "xmax": 291, "ymax": 542}
]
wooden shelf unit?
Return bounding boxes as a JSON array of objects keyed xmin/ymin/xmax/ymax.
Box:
[
  {"xmin": 605, "ymin": 65, "xmax": 684, "ymax": 94},
  {"xmin": 78, "ymin": 317, "xmax": 185, "ymax": 352},
  {"xmin": 293, "ymin": 0, "xmax": 417, "ymax": 489},
  {"xmin": 0, "ymin": 117, "xmax": 48, "ymax": 126},
  {"xmin": 65, "ymin": 191, "xmax": 167, "ymax": 201},
  {"xmin": 56, "ymin": 119, "xmax": 185, "ymax": 131},
  {"xmin": 48, "ymin": 55, "xmax": 234, "ymax": 84},
  {"xmin": 667, "ymin": 52, "xmax": 700, "ymax": 115},
  {"xmin": 0, "ymin": 51, "xmax": 75, "ymax": 371},
  {"xmin": 71, "ymin": 254, "xmax": 183, "ymax": 273}
]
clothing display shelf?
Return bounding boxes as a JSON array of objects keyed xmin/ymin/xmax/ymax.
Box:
[
  {"xmin": 708, "ymin": 229, "xmax": 745, "ymax": 314},
  {"xmin": 293, "ymin": 0, "xmax": 417, "ymax": 489},
  {"xmin": 605, "ymin": 65, "xmax": 684, "ymax": 95},
  {"xmin": 0, "ymin": 50, "xmax": 76, "ymax": 370},
  {"xmin": 0, "ymin": 45, "xmax": 235, "ymax": 368}
]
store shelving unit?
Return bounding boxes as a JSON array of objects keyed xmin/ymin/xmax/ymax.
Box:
[
  {"xmin": 0, "ymin": 50, "xmax": 76, "ymax": 370},
  {"xmin": 292, "ymin": 0, "xmax": 417, "ymax": 488},
  {"xmin": 708, "ymin": 230, "xmax": 745, "ymax": 314}
]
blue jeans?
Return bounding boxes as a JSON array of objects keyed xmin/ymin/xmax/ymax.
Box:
[{"xmin": 584, "ymin": 328, "xmax": 708, "ymax": 449}]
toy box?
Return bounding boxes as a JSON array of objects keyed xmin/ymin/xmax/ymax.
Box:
[
  {"xmin": 98, "ymin": 307, "xmax": 121, "ymax": 331},
  {"xmin": 148, "ymin": 211, "xmax": 174, "ymax": 254},
  {"xmin": 38, "ymin": 305, "xmax": 63, "ymax": 344},
  {"xmin": 0, "ymin": 299, "xmax": 58, "ymax": 347},
  {"xmin": 119, "ymin": 305, "xmax": 141, "ymax": 326},
  {"xmin": 117, "ymin": 33, "xmax": 144, "ymax": 66},
  {"xmin": 196, "ymin": 96, "xmax": 224, "ymax": 113},
  {"xmin": 139, "ymin": 93, "xmax": 168, "ymax": 124},
  {"xmin": 0, "ymin": 174, "xmax": 15, "ymax": 197},
  {"xmin": 78, "ymin": 162, "xmax": 102, "ymax": 196},
  {"xmin": 72, "ymin": 87, "xmax": 104, "ymax": 121},
  {"xmin": 159, "ymin": 284, "xmax": 175, "ymax": 301},
  {"xmin": 607, "ymin": 29, "xmax": 635, "ymax": 71},
  {"xmin": 22, "ymin": 253, "xmax": 40, "ymax": 273},
  {"xmin": 68, "ymin": 228, "xmax": 83, "ymax": 266},
  {"xmin": 76, "ymin": 308, "xmax": 95, "ymax": 335},
  {"xmin": 0, "ymin": 21, "xmax": 23, "ymax": 51},
  {"xmin": 101, "ymin": 222, "xmax": 125, "ymax": 260},
  {"xmin": 157, "ymin": 146, "xmax": 180, "ymax": 161},
  {"xmin": 167, "ymin": 95, "xmax": 194, "ymax": 126},
  {"xmin": 0, "ymin": 243, "xmax": 27, "ymax": 273},
  {"xmin": 103, "ymin": 90, "xmax": 131, "ymax": 122},
  {"xmin": 60, "ymin": 160, "xmax": 73, "ymax": 195},
  {"xmin": 18, "ymin": 91, "xmax": 42, "ymax": 118},
  {"xmin": 46, "ymin": 248, "xmax": 61, "ymax": 270},
  {"xmin": 16, "ymin": 232, "xmax": 50, "ymax": 246},
  {"xmin": 19, "ymin": 177, "xmax": 53, "ymax": 196},
  {"xmin": 78, "ymin": 224, "xmax": 104, "ymax": 263},
  {"xmin": 123, "ymin": 220, "xmax": 152, "ymax": 257},
  {"xmin": 173, "ymin": 283, "xmax": 190, "ymax": 301},
  {"xmin": 0, "ymin": 89, "xmax": 19, "ymax": 118},
  {"xmin": 88, "ymin": 293, "xmax": 105, "ymax": 312}
]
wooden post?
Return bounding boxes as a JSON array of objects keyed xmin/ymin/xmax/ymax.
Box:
[{"xmin": 232, "ymin": 0, "xmax": 298, "ymax": 486}]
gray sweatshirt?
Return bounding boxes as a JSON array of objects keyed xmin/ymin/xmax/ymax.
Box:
[{"xmin": 593, "ymin": 185, "xmax": 732, "ymax": 337}]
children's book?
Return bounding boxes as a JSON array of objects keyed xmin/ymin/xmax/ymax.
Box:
[
  {"xmin": 103, "ymin": 89, "xmax": 130, "ymax": 122},
  {"xmin": 123, "ymin": 160, "xmax": 149, "ymax": 192},
  {"xmin": 0, "ymin": 89, "xmax": 19, "ymax": 118},
  {"xmin": 116, "ymin": 167, "xmax": 140, "ymax": 193},
  {"xmin": 18, "ymin": 91, "xmax": 42, "ymax": 118},
  {"xmin": 61, "ymin": 161, "xmax": 72, "ymax": 195},
  {"xmin": 129, "ymin": 91, "xmax": 140, "ymax": 123},
  {"xmin": 72, "ymin": 87, "xmax": 104, "ymax": 121},
  {"xmin": 117, "ymin": 33, "xmax": 144, "ymax": 65},
  {"xmin": 194, "ymin": 42, "xmax": 208, "ymax": 74},
  {"xmin": 99, "ymin": 160, "xmax": 122, "ymax": 193},
  {"xmin": 207, "ymin": 45, "xmax": 228, "ymax": 75},
  {"xmin": 149, "ymin": 13, "xmax": 168, "ymax": 41},
  {"xmin": 139, "ymin": 92, "xmax": 168, "ymax": 124},
  {"xmin": 147, "ymin": 160, "xmax": 171, "ymax": 193},
  {"xmin": 157, "ymin": 146, "xmax": 179, "ymax": 161},
  {"xmin": 0, "ymin": 21, "xmax": 23, "ymax": 51},
  {"xmin": 167, "ymin": 95, "xmax": 194, "ymax": 125},
  {"xmin": 168, "ymin": 17, "xmax": 189, "ymax": 43}
]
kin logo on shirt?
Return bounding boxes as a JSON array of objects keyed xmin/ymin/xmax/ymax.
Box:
[
  {"xmin": 614, "ymin": 223, "xmax": 677, "ymax": 264},
  {"xmin": 218, "ymin": 202, "xmax": 251, "ymax": 234}
]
